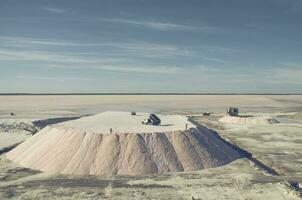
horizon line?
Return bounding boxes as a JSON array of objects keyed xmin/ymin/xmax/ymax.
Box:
[{"xmin": 0, "ymin": 93, "xmax": 301, "ymax": 96}]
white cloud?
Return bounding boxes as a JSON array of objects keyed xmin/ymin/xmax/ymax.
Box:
[
  {"xmin": 208, "ymin": 67, "xmax": 302, "ymax": 85},
  {"xmin": 0, "ymin": 47, "xmax": 185, "ymax": 75},
  {"xmin": 263, "ymin": 68, "xmax": 302, "ymax": 84},
  {"xmin": 0, "ymin": 36, "xmax": 92, "ymax": 47},
  {"xmin": 0, "ymin": 48, "xmax": 125, "ymax": 63},
  {"xmin": 0, "ymin": 36, "xmax": 235, "ymax": 60},
  {"xmin": 200, "ymin": 45, "xmax": 236, "ymax": 53},
  {"xmin": 0, "ymin": 36, "xmax": 233, "ymax": 76},
  {"xmin": 47, "ymin": 64, "xmax": 184, "ymax": 75},
  {"xmin": 202, "ymin": 56, "xmax": 230, "ymax": 63},
  {"xmin": 16, "ymin": 75, "xmax": 95, "ymax": 81},
  {"xmin": 279, "ymin": 62, "xmax": 300, "ymax": 67},
  {"xmin": 42, "ymin": 6, "xmax": 66, "ymax": 14},
  {"xmin": 101, "ymin": 18, "xmax": 219, "ymax": 32},
  {"xmin": 111, "ymin": 41, "xmax": 194, "ymax": 58},
  {"xmin": 0, "ymin": 36, "xmax": 195, "ymax": 59}
]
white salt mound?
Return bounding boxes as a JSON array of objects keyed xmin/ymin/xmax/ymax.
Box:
[
  {"xmin": 7, "ymin": 111, "xmax": 241, "ymax": 176},
  {"xmin": 219, "ymin": 115, "xmax": 279, "ymax": 125}
]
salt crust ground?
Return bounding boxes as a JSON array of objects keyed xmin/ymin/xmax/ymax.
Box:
[
  {"xmin": 0, "ymin": 156, "xmax": 299, "ymax": 200},
  {"xmin": 1, "ymin": 96, "xmax": 302, "ymax": 199},
  {"xmin": 6, "ymin": 112, "xmax": 241, "ymax": 176}
]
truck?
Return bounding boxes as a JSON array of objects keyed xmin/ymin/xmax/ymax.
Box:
[
  {"xmin": 142, "ymin": 114, "xmax": 161, "ymax": 125},
  {"xmin": 226, "ymin": 107, "xmax": 239, "ymax": 116}
]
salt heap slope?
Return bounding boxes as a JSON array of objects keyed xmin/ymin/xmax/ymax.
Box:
[
  {"xmin": 219, "ymin": 115, "xmax": 279, "ymax": 125},
  {"xmin": 7, "ymin": 111, "xmax": 242, "ymax": 176}
]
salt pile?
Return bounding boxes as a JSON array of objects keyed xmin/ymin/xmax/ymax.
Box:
[
  {"xmin": 7, "ymin": 111, "xmax": 241, "ymax": 176},
  {"xmin": 219, "ymin": 115, "xmax": 279, "ymax": 125}
]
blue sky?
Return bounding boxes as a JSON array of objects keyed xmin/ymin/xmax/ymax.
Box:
[{"xmin": 0, "ymin": 0, "xmax": 302, "ymax": 93}]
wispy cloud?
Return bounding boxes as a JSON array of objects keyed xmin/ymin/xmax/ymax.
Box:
[
  {"xmin": 0, "ymin": 36, "xmax": 232, "ymax": 75},
  {"xmin": 202, "ymin": 56, "xmax": 230, "ymax": 63},
  {"xmin": 209, "ymin": 66, "xmax": 302, "ymax": 85},
  {"xmin": 42, "ymin": 6, "xmax": 66, "ymax": 14},
  {"xmin": 0, "ymin": 36, "xmax": 195, "ymax": 59},
  {"xmin": 199, "ymin": 45, "xmax": 236, "ymax": 53},
  {"xmin": 16, "ymin": 75, "xmax": 95, "ymax": 81},
  {"xmin": 0, "ymin": 48, "xmax": 125, "ymax": 63},
  {"xmin": 101, "ymin": 18, "xmax": 219, "ymax": 32},
  {"xmin": 112, "ymin": 41, "xmax": 194, "ymax": 58},
  {"xmin": 279, "ymin": 62, "xmax": 300, "ymax": 67},
  {"xmin": 47, "ymin": 64, "xmax": 184, "ymax": 75},
  {"xmin": 263, "ymin": 68, "xmax": 302, "ymax": 84},
  {"xmin": 0, "ymin": 47, "xmax": 185, "ymax": 75},
  {"xmin": 0, "ymin": 36, "xmax": 235, "ymax": 60},
  {"xmin": 0, "ymin": 36, "xmax": 86, "ymax": 47}
]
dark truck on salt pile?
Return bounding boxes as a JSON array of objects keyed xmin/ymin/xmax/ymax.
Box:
[{"xmin": 142, "ymin": 114, "xmax": 161, "ymax": 125}]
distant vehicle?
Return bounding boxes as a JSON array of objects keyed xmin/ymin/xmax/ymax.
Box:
[
  {"xmin": 131, "ymin": 111, "xmax": 136, "ymax": 115},
  {"xmin": 226, "ymin": 107, "xmax": 239, "ymax": 116},
  {"xmin": 202, "ymin": 112, "xmax": 211, "ymax": 116},
  {"xmin": 142, "ymin": 114, "xmax": 161, "ymax": 125},
  {"xmin": 10, "ymin": 112, "xmax": 15, "ymax": 116}
]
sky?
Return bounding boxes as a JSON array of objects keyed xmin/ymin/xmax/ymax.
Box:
[{"xmin": 0, "ymin": 0, "xmax": 302, "ymax": 93}]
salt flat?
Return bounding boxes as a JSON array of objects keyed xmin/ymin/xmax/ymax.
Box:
[
  {"xmin": 1, "ymin": 95, "xmax": 302, "ymax": 117},
  {"xmin": 194, "ymin": 112, "xmax": 302, "ymax": 183},
  {"xmin": 0, "ymin": 95, "xmax": 301, "ymax": 199}
]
